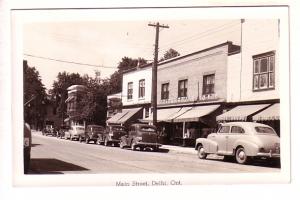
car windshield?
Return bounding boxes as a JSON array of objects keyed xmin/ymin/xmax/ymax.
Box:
[
  {"xmin": 255, "ymin": 126, "xmax": 276, "ymax": 135},
  {"xmin": 140, "ymin": 127, "xmax": 156, "ymax": 132},
  {"xmin": 92, "ymin": 127, "xmax": 104, "ymax": 131},
  {"xmin": 76, "ymin": 127, "xmax": 85, "ymax": 131},
  {"xmin": 112, "ymin": 126, "xmax": 125, "ymax": 131}
]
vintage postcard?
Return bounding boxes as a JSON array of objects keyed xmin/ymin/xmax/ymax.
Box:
[{"xmin": 10, "ymin": 5, "xmax": 290, "ymax": 188}]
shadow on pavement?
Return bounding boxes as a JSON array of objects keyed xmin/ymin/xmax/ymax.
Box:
[
  {"xmin": 29, "ymin": 158, "xmax": 89, "ymax": 174},
  {"xmin": 31, "ymin": 143, "xmax": 41, "ymax": 147},
  {"xmin": 218, "ymin": 157, "xmax": 281, "ymax": 168}
]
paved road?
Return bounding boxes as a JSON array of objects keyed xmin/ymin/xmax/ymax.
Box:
[{"xmin": 29, "ymin": 132, "xmax": 280, "ymax": 174}]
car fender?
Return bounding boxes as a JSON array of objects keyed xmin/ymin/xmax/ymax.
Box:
[
  {"xmin": 195, "ymin": 138, "xmax": 218, "ymax": 153},
  {"xmin": 233, "ymin": 139, "xmax": 259, "ymax": 156}
]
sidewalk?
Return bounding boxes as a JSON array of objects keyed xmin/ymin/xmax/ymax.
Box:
[{"xmin": 161, "ymin": 145, "xmax": 197, "ymax": 155}]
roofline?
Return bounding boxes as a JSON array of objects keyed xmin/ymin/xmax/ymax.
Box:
[{"xmin": 122, "ymin": 41, "xmax": 240, "ymax": 74}]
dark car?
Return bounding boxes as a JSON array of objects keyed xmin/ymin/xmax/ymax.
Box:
[
  {"xmin": 119, "ymin": 124, "xmax": 161, "ymax": 151},
  {"xmin": 103, "ymin": 125, "xmax": 127, "ymax": 146},
  {"xmin": 24, "ymin": 123, "xmax": 32, "ymax": 174},
  {"xmin": 80, "ymin": 125, "xmax": 105, "ymax": 144},
  {"xmin": 57, "ymin": 125, "xmax": 70, "ymax": 139},
  {"xmin": 42, "ymin": 125, "xmax": 57, "ymax": 136}
]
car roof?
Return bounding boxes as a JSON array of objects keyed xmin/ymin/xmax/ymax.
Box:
[
  {"xmin": 132, "ymin": 123, "xmax": 156, "ymax": 128},
  {"xmin": 88, "ymin": 125, "xmax": 104, "ymax": 128}
]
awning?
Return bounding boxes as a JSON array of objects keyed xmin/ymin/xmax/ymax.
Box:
[
  {"xmin": 107, "ymin": 108, "xmax": 141, "ymax": 124},
  {"xmin": 216, "ymin": 104, "xmax": 270, "ymax": 121},
  {"xmin": 173, "ymin": 105, "xmax": 220, "ymax": 122},
  {"xmin": 118, "ymin": 108, "xmax": 142, "ymax": 124},
  {"xmin": 65, "ymin": 96, "xmax": 75, "ymax": 103},
  {"xmin": 143, "ymin": 107, "xmax": 181, "ymax": 122},
  {"xmin": 252, "ymin": 103, "xmax": 280, "ymax": 121}
]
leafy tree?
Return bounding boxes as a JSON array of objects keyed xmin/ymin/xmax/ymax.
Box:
[
  {"xmin": 23, "ymin": 60, "xmax": 47, "ymax": 130},
  {"xmin": 117, "ymin": 56, "xmax": 147, "ymax": 72},
  {"xmin": 159, "ymin": 48, "xmax": 180, "ymax": 61}
]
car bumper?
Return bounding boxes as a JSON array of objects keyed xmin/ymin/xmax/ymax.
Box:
[
  {"xmin": 256, "ymin": 152, "xmax": 280, "ymax": 158},
  {"xmin": 72, "ymin": 135, "xmax": 80, "ymax": 138}
]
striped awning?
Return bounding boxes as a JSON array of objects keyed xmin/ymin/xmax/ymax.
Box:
[
  {"xmin": 143, "ymin": 107, "xmax": 182, "ymax": 122},
  {"xmin": 173, "ymin": 105, "xmax": 220, "ymax": 122},
  {"xmin": 107, "ymin": 108, "xmax": 141, "ymax": 124},
  {"xmin": 216, "ymin": 104, "xmax": 270, "ymax": 121},
  {"xmin": 252, "ymin": 103, "xmax": 280, "ymax": 121}
]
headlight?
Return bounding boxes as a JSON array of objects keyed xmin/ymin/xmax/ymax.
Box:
[{"xmin": 24, "ymin": 138, "xmax": 30, "ymax": 147}]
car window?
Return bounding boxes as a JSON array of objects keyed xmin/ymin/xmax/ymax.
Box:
[
  {"xmin": 218, "ymin": 126, "xmax": 230, "ymax": 133},
  {"xmin": 255, "ymin": 126, "xmax": 276, "ymax": 135},
  {"xmin": 231, "ymin": 126, "xmax": 245, "ymax": 134},
  {"xmin": 92, "ymin": 127, "xmax": 104, "ymax": 131}
]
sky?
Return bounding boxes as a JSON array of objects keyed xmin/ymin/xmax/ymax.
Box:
[{"xmin": 23, "ymin": 19, "xmax": 243, "ymax": 91}]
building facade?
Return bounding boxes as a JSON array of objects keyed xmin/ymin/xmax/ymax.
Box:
[
  {"xmin": 65, "ymin": 85, "xmax": 87, "ymax": 127},
  {"xmin": 113, "ymin": 19, "xmax": 281, "ymax": 146}
]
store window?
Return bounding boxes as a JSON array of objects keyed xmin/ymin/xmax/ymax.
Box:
[
  {"xmin": 253, "ymin": 52, "xmax": 275, "ymax": 91},
  {"xmin": 127, "ymin": 82, "xmax": 133, "ymax": 100},
  {"xmin": 138, "ymin": 79, "xmax": 145, "ymax": 98},
  {"xmin": 178, "ymin": 79, "xmax": 188, "ymax": 98},
  {"xmin": 203, "ymin": 74, "xmax": 215, "ymax": 95},
  {"xmin": 161, "ymin": 83, "xmax": 169, "ymax": 100}
]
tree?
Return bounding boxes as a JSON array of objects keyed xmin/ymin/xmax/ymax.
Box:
[
  {"xmin": 159, "ymin": 48, "xmax": 180, "ymax": 61},
  {"xmin": 23, "ymin": 60, "xmax": 47, "ymax": 130},
  {"xmin": 117, "ymin": 56, "xmax": 148, "ymax": 72}
]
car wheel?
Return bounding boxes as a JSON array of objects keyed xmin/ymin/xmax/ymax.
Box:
[
  {"xmin": 104, "ymin": 138, "xmax": 109, "ymax": 146},
  {"xmin": 96, "ymin": 139, "xmax": 101, "ymax": 145},
  {"xmin": 131, "ymin": 142, "xmax": 136, "ymax": 151},
  {"xmin": 197, "ymin": 145, "xmax": 207, "ymax": 159},
  {"xmin": 235, "ymin": 147, "xmax": 248, "ymax": 164},
  {"xmin": 120, "ymin": 141, "xmax": 125, "ymax": 149}
]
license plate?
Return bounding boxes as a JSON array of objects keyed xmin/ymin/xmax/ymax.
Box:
[{"xmin": 24, "ymin": 138, "xmax": 30, "ymax": 147}]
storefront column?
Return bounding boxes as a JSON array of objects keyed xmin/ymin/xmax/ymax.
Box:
[{"xmin": 182, "ymin": 122, "xmax": 186, "ymax": 146}]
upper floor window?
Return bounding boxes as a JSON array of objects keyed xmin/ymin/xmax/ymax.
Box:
[
  {"xmin": 178, "ymin": 79, "xmax": 188, "ymax": 98},
  {"xmin": 203, "ymin": 74, "xmax": 215, "ymax": 95},
  {"xmin": 161, "ymin": 83, "xmax": 169, "ymax": 100},
  {"xmin": 127, "ymin": 82, "xmax": 133, "ymax": 100},
  {"xmin": 138, "ymin": 79, "xmax": 145, "ymax": 98},
  {"xmin": 253, "ymin": 52, "xmax": 275, "ymax": 91}
]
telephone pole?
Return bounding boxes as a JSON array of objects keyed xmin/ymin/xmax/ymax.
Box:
[{"xmin": 148, "ymin": 22, "xmax": 169, "ymax": 126}]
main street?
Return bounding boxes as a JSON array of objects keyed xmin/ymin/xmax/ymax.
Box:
[{"xmin": 29, "ymin": 132, "xmax": 280, "ymax": 174}]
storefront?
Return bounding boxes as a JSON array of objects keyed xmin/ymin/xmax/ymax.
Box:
[
  {"xmin": 216, "ymin": 103, "xmax": 280, "ymax": 136},
  {"xmin": 143, "ymin": 104, "xmax": 221, "ymax": 146}
]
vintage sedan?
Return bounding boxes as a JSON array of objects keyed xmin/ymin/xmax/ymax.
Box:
[
  {"xmin": 103, "ymin": 125, "xmax": 127, "ymax": 146},
  {"xmin": 67, "ymin": 125, "xmax": 85, "ymax": 141},
  {"xmin": 80, "ymin": 125, "xmax": 105, "ymax": 144},
  {"xmin": 195, "ymin": 122, "xmax": 280, "ymax": 164},
  {"xmin": 119, "ymin": 124, "xmax": 161, "ymax": 151}
]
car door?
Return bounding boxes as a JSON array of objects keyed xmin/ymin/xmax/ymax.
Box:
[
  {"xmin": 226, "ymin": 126, "xmax": 245, "ymax": 155},
  {"xmin": 210, "ymin": 125, "xmax": 230, "ymax": 154}
]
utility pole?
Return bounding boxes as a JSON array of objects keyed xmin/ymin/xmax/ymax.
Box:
[{"xmin": 148, "ymin": 22, "xmax": 169, "ymax": 127}]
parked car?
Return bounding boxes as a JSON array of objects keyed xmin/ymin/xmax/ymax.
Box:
[
  {"xmin": 102, "ymin": 125, "xmax": 127, "ymax": 146},
  {"xmin": 57, "ymin": 125, "xmax": 70, "ymax": 139},
  {"xmin": 119, "ymin": 124, "xmax": 161, "ymax": 151},
  {"xmin": 80, "ymin": 125, "xmax": 105, "ymax": 144},
  {"xmin": 195, "ymin": 122, "xmax": 280, "ymax": 164},
  {"xmin": 68, "ymin": 125, "xmax": 85, "ymax": 141},
  {"xmin": 42, "ymin": 125, "xmax": 57, "ymax": 136},
  {"xmin": 24, "ymin": 123, "xmax": 32, "ymax": 174}
]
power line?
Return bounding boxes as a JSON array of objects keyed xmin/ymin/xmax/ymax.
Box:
[{"xmin": 23, "ymin": 53, "xmax": 117, "ymax": 69}]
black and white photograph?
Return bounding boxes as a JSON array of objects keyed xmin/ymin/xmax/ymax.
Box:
[{"xmin": 2, "ymin": 1, "xmax": 298, "ymax": 197}]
